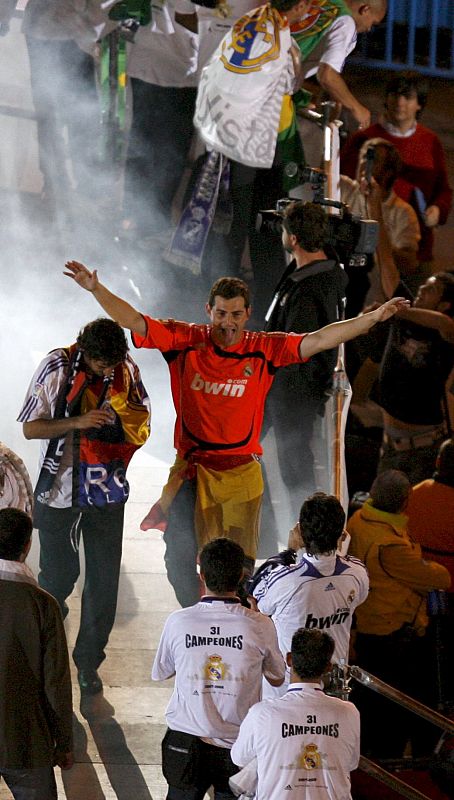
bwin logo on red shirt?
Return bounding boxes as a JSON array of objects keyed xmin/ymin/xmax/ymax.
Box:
[{"xmin": 190, "ymin": 373, "xmax": 247, "ymax": 397}]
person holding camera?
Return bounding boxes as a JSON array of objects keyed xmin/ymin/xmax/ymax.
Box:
[
  {"xmin": 252, "ymin": 492, "xmax": 368, "ymax": 697},
  {"xmin": 263, "ymin": 201, "xmax": 348, "ymax": 518},
  {"xmin": 340, "ymin": 137, "xmax": 420, "ymax": 312},
  {"xmin": 152, "ymin": 538, "xmax": 285, "ymax": 800}
]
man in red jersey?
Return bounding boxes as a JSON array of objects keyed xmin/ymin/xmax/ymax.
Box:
[{"xmin": 64, "ymin": 259, "xmax": 407, "ymax": 606}]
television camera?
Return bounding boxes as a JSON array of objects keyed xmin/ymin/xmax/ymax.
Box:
[{"xmin": 256, "ymin": 164, "xmax": 379, "ymax": 268}]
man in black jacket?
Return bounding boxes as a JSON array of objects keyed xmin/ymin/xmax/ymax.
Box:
[
  {"xmin": 264, "ymin": 201, "xmax": 348, "ymax": 522},
  {"xmin": 0, "ymin": 508, "xmax": 73, "ymax": 799}
]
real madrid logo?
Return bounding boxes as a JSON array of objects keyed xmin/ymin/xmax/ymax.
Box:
[
  {"xmin": 220, "ymin": 10, "xmax": 282, "ymax": 74},
  {"xmin": 205, "ymin": 654, "xmax": 226, "ymax": 681},
  {"xmin": 243, "ymin": 362, "xmax": 253, "ymax": 377},
  {"xmin": 300, "ymin": 743, "xmax": 322, "ymax": 770}
]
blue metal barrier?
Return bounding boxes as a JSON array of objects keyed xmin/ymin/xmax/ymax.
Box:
[{"xmin": 349, "ymin": 0, "xmax": 454, "ymax": 78}]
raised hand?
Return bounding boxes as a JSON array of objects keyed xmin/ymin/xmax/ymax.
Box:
[{"xmin": 64, "ymin": 260, "xmax": 99, "ymax": 292}]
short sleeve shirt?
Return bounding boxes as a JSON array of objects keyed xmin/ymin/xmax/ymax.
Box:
[
  {"xmin": 231, "ymin": 684, "xmax": 360, "ymax": 800},
  {"xmin": 302, "ymin": 15, "xmax": 357, "ymax": 79},
  {"xmin": 152, "ymin": 598, "xmax": 285, "ymax": 746},
  {"xmin": 17, "ymin": 350, "xmax": 74, "ymax": 507},
  {"xmin": 253, "ymin": 552, "xmax": 369, "ymax": 665},
  {"xmin": 132, "ymin": 318, "xmax": 305, "ymax": 456}
]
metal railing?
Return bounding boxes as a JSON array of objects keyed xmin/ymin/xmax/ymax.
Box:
[
  {"xmin": 328, "ymin": 663, "xmax": 454, "ymax": 800},
  {"xmin": 349, "ymin": 0, "xmax": 454, "ymax": 78}
]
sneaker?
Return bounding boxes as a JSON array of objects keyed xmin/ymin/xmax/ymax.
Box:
[{"xmin": 77, "ymin": 669, "xmax": 103, "ymax": 696}]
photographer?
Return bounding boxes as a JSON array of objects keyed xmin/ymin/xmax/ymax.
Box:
[
  {"xmin": 264, "ymin": 201, "xmax": 348, "ymax": 517},
  {"xmin": 252, "ymin": 492, "xmax": 368, "ymax": 696},
  {"xmin": 340, "ymin": 137, "xmax": 420, "ymax": 312}
]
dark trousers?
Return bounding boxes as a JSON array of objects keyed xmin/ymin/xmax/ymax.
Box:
[
  {"xmin": 38, "ymin": 505, "xmax": 124, "ymax": 670},
  {"xmin": 163, "ymin": 479, "xmax": 201, "ymax": 608},
  {"xmin": 0, "ymin": 766, "xmax": 57, "ymax": 800},
  {"xmin": 123, "ymin": 79, "xmax": 197, "ymax": 234},
  {"xmin": 165, "ymin": 736, "xmax": 236, "ymax": 800}
]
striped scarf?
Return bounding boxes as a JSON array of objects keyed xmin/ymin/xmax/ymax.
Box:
[{"xmin": 33, "ymin": 346, "xmax": 150, "ymax": 520}]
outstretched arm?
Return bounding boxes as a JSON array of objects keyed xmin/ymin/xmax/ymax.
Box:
[
  {"xmin": 317, "ymin": 64, "xmax": 370, "ymax": 128},
  {"xmin": 64, "ymin": 261, "xmax": 147, "ymax": 337},
  {"xmin": 299, "ymin": 298, "xmax": 409, "ymax": 359}
]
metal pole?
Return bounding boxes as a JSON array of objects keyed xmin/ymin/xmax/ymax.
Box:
[
  {"xmin": 350, "ymin": 666, "xmax": 454, "ymax": 735},
  {"xmin": 359, "ymin": 756, "xmax": 432, "ymax": 800}
]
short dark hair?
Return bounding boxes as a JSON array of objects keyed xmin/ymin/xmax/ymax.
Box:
[
  {"xmin": 291, "ymin": 629, "xmax": 335, "ymax": 680},
  {"xmin": 435, "ymin": 271, "xmax": 454, "ymax": 317},
  {"xmin": 436, "ymin": 438, "xmax": 454, "ymax": 481},
  {"xmin": 283, "ymin": 202, "xmax": 329, "ymax": 252},
  {"xmin": 299, "ymin": 493, "xmax": 346, "ymax": 556},
  {"xmin": 199, "ymin": 538, "xmax": 244, "ymax": 593},
  {"xmin": 0, "ymin": 508, "xmax": 33, "ymax": 560},
  {"xmin": 370, "ymin": 469, "xmax": 411, "ymax": 513},
  {"xmin": 77, "ymin": 318, "xmax": 128, "ymax": 365},
  {"xmin": 207, "ymin": 278, "xmax": 250, "ymax": 310},
  {"xmin": 385, "ymin": 71, "xmax": 429, "ymax": 115}
]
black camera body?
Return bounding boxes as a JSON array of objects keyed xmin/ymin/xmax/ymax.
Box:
[{"xmin": 256, "ymin": 164, "xmax": 379, "ymax": 268}]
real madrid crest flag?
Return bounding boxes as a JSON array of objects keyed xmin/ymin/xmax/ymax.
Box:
[{"xmin": 194, "ymin": 4, "xmax": 297, "ymax": 169}]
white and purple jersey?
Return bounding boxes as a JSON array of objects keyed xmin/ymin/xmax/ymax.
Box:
[{"xmin": 253, "ymin": 551, "xmax": 368, "ymax": 671}]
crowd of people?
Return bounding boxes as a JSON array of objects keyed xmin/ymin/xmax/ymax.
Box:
[{"xmin": 1, "ymin": 0, "xmax": 454, "ymax": 798}]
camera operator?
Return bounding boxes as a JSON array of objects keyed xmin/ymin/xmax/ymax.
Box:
[
  {"xmin": 252, "ymin": 493, "xmax": 368, "ymax": 697},
  {"xmin": 264, "ymin": 201, "xmax": 348, "ymax": 517},
  {"xmin": 340, "ymin": 138, "xmax": 420, "ymax": 313}
]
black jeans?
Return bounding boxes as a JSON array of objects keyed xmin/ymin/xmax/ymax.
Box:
[
  {"xmin": 163, "ymin": 479, "xmax": 201, "ymax": 608},
  {"xmin": 123, "ymin": 79, "xmax": 197, "ymax": 234},
  {"xmin": 378, "ymin": 437, "xmax": 444, "ymax": 486},
  {"xmin": 38, "ymin": 505, "xmax": 124, "ymax": 670},
  {"xmin": 0, "ymin": 766, "xmax": 57, "ymax": 800},
  {"xmin": 165, "ymin": 735, "xmax": 237, "ymax": 800}
]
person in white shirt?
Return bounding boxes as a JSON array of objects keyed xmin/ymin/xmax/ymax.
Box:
[
  {"xmin": 231, "ymin": 628, "xmax": 360, "ymax": 800},
  {"xmin": 299, "ymin": 0, "xmax": 387, "ymax": 130},
  {"xmin": 152, "ymin": 537, "xmax": 285, "ymax": 800},
  {"xmin": 174, "ymin": 0, "xmax": 259, "ymax": 75},
  {"xmin": 252, "ymin": 493, "xmax": 368, "ymax": 696}
]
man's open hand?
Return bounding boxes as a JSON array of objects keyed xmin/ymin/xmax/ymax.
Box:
[{"xmin": 64, "ymin": 260, "xmax": 99, "ymax": 292}]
